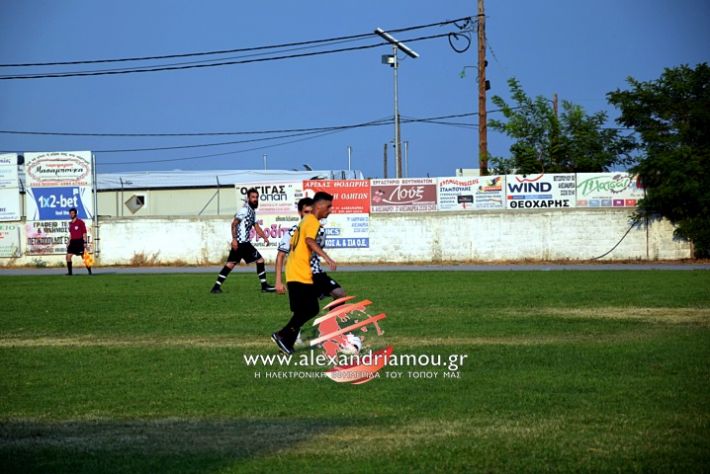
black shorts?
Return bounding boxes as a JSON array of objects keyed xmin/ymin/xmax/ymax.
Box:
[
  {"xmin": 67, "ymin": 239, "xmax": 85, "ymax": 256},
  {"xmin": 313, "ymin": 272, "xmax": 341, "ymax": 299},
  {"xmin": 287, "ymin": 282, "xmax": 319, "ymax": 319},
  {"xmin": 227, "ymin": 242, "xmax": 262, "ymax": 264}
]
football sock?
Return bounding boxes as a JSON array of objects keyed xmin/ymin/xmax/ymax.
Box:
[
  {"xmin": 213, "ymin": 265, "xmax": 232, "ymax": 289},
  {"xmin": 66, "ymin": 261, "xmax": 73, "ymax": 275},
  {"xmin": 256, "ymin": 262, "xmax": 269, "ymax": 287},
  {"xmin": 87, "ymin": 266, "xmax": 92, "ymax": 275}
]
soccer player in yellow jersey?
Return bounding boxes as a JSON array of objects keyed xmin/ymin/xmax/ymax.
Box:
[{"xmin": 272, "ymin": 192, "xmax": 336, "ymax": 354}]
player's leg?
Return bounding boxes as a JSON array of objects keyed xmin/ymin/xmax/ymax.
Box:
[
  {"xmin": 211, "ymin": 249, "xmax": 239, "ymax": 293},
  {"xmin": 272, "ymin": 282, "xmax": 318, "ymax": 353},
  {"xmin": 65, "ymin": 239, "xmax": 82, "ymax": 275},
  {"xmin": 242, "ymin": 243, "xmax": 274, "ymax": 292},
  {"xmin": 255, "ymin": 257, "xmax": 275, "ymax": 292},
  {"xmin": 314, "ymin": 272, "xmax": 346, "ymax": 305}
]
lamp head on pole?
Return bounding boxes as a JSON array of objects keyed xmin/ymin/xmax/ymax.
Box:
[{"xmin": 374, "ymin": 28, "xmax": 419, "ymax": 59}]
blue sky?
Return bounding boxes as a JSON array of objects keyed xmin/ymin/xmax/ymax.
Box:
[{"xmin": 0, "ymin": 0, "xmax": 707, "ymax": 179}]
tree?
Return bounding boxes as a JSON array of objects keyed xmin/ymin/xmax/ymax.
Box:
[
  {"xmin": 489, "ymin": 78, "xmax": 635, "ymax": 174},
  {"xmin": 608, "ymin": 63, "xmax": 710, "ymax": 258}
]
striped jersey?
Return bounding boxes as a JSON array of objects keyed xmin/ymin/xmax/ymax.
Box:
[{"xmin": 234, "ymin": 205, "xmax": 256, "ymax": 243}]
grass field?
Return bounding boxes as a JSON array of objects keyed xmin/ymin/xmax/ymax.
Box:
[{"xmin": 1, "ymin": 270, "xmax": 709, "ymax": 473}]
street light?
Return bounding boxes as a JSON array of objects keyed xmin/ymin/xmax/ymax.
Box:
[{"xmin": 375, "ymin": 27, "xmax": 419, "ymax": 179}]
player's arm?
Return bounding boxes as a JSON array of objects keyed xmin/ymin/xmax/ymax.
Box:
[
  {"xmin": 306, "ymin": 237, "xmax": 336, "ymax": 271},
  {"xmin": 253, "ymin": 222, "xmax": 270, "ymax": 245},
  {"xmin": 81, "ymin": 221, "xmax": 90, "ymax": 250},
  {"xmin": 231, "ymin": 218, "xmax": 239, "ymax": 250},
  {"xmin": 274, "ymin": 229, "xmax": 292, "ymax": 294},
  {"xmin": 274, "ymin": 251, "xmax": 287, "ymax": 294}
]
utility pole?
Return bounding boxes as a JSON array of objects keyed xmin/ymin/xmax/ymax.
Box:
[
  {"xmin": 477, "ymin": 0, "xmax": 488, "ymax": 176},
  {"xmin": 383, "ymin": 143, "xmax": 388, "ymax": 179},
  {"xmin": 553, "ymin": 93, "xmax": 559, "ymax": 118}
]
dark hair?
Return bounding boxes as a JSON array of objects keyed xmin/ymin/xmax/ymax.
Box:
[
  {"xmin": 297, "ymin": 197, "xmax": 314, "ymax": 212},
  {"xmin": 69, "ymin": 207, "xmax": 78, "ymax": 213},
  {"xmin": 246, "ymin": 187, "xmax": 259, "ymax": 197},
  {"xmin": 313, "ymin": 191, "xmax": 334, "ymax": 203}
]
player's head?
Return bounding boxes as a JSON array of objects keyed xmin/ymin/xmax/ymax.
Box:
[
  {"xmin": 297, "ymin": 197, "xmax": 314, "ymax": 217},
  {"xmin": 312, "ymin": 191, "xmax": 334, "ymax": 219},
  {"xmin": 246, "ymin": 188, "xmax": 259, "ymax": 209},
  {"xmin": 68, "ymin": 207, "xmax": 77, "ymax": 219}
]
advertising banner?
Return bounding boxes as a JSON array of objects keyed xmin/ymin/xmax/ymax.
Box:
[
  {"xmin": 0, "ymin": 223, "xmax": 21, "ymax": 257},
  {"xmin": 26, "ymin": 221, "xmax": 69, "ymax": 255},
  {"xmin": 24, "ymin": 151, "xmax": 94, "ymax": 220},
  {"xmin": 575, "ymin": 172, "xmax": 644, "ymax": 207},
  {"xmin": 247, "ymin": 214, "xmax": 301, "ymax": 250},
  {"xmin": 437, "ymin": 176, "xmax": 505, "ymax": 210},
  {"xmin": 302, "ymin": 180, "xmax": 370, "ymax": 214},
  {"xmin": 506, "ymin": 174, "xmax": 576, "ymax": 209},
  {"xmin": 0, "ymin": 153, "xmax": 21, "ymax": 221},
  {"xmin": 370, "ymin": 178, "xmax": 437, "ymax": 213},
  {"xmin": 234, "ymin": 182, "xmax": 304, "ymax": 215},
  {"xmin": 322, "ymin": 214, "xmax": 370, "ymax": 249}
]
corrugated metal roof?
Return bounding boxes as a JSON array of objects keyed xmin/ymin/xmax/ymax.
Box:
[{"xmin": 18, "ymin": 168, "xmax": 364, "ymax": 190}]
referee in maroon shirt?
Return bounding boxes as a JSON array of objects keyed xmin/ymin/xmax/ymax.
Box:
[{"xmin": 65, "ymin": 207, "xmax": 92, "ymax": 275}]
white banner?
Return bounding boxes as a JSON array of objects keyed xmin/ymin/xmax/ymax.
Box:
[
  {"xmin": 437, "ymin": 176, "xmax": 505, "ymax": 210},
  {"xmin": 575, "ymin": 172, "xmax": 644, "ymax": 207},
  {"xmin": 506, "ymin": 174, "xmax": 576, "ymax": 209},
  {"xmin": 25, "ymin": 220, "xmax": 92, "ymax": 255},
  {"xmin": 0, "ymin": 153, "xmax": 21, "ymax": 221},
  {"xmin": 234, "ymin": 182, "xmax": 304, "ymax": 215},
  {"xmin": 322, "ymin": 213, "xmax": 370, "ymax": 249},
  {"xmin": 24, "ymin": 151, "xmax": 94, "ymax": 220},
  {"xmin": 0, "ymin": 223, "xmax": 21, "ymax": 257}
]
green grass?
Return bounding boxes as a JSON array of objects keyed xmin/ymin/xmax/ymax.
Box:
[{"xmin": 1, "ymin": 270, "xmax": 709, "ymax": 473}]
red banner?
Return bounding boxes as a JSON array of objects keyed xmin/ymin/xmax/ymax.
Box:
[
  {"xmin": 303, "ymin": 180, "xmax": 370, "ymax": 214},
  {"xmin": 370, "ymin": 178, "xmax": 438, "ymax": 213}
]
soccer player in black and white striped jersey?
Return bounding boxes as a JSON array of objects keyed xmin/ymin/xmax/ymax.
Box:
[{"xmin": 210, "ymin": 188, "xmax": 276, "ymax": 293}]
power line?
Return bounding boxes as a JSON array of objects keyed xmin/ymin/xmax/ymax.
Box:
[
  {"xmin": 0, "ymin": 17, "xmax": 472, "ymax": 68},
  {"xmin": 97, "ymin": 128, "xmax": 352, "ymax": 166},
  {"xmin": 0, "ymin": 112, "xmax": 483, "ymax": 138},
  {"xmin": 0, "ymin": 32, "xmax": 455, "ymax": 80}
]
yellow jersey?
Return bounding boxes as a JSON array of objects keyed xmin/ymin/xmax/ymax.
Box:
[{"xmin": 285, "ymin": 213, "xmax": 320, "ymax": 284}]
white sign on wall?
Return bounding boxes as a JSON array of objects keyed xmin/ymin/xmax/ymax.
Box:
[
  {"xmin": 0, "ymin": 154, "xmax": 21, "ymax": 221},
  {"xmin": 323, "ymin": 213, "xmax": 370, "ymax": 248},
  {"xmin": 234, "ymin": 182, "xmax": 304, "ymax": 215},
  {"xmin": 506, "ymin": 174, "xmax": 576, "ymax": 209},
  {"xmin": 0, "ymin": 223, "xmax": 21, "ymax": 257},
  {"xmin": 576, "ymin": 172, "xmax": 644, "ymax": 207},
  {"xmin": 437, "ymin": 176, "xmax": 505, "ymax": 210}
]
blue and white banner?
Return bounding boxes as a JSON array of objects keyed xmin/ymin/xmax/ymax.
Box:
[
  {"xmin": 24, "ymin": 151, "xmax": 94, "ymax": 221},
  {"xmin": 323, "ymin": 214, "xmax": 370, "ymax": 249},
  {"xmin": 506, "ymin": 174, "xmax": 576, "ymax": 209},
  {"xmin": 25, "ymin": 186, "xmax": 93, "ymax": 220}
]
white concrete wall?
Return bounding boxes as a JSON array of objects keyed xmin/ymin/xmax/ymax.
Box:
[{"xmin": 1, "ymin": 208, "xmax": 690, "ymax": 267}]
